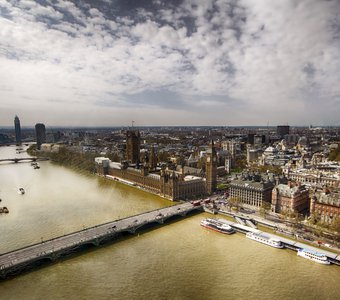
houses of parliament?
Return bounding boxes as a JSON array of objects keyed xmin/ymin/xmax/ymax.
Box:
[{"xmin": 95, "ymin": 130, "xmax": 217, "ymax": 200}]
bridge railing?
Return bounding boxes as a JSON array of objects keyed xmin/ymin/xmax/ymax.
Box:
[{"xmin": 0, "ymin": 203, "xmax": 194, "ymax": 257}]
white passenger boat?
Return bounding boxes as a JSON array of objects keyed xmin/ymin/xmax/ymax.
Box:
[
  {"xmin": 18, "ymin": 188, "xmax": 25, "ymax": 195},
  {"xmin": 200, "ymin": 218, "xmax": 235, "ymax": 234},
  {"xmin": 246, "ymin": 232, "xmax": 284, "ymax": 248},
  {"xmin": 297, "ymin": 249, "xmax": 330, "ymax": 265}
]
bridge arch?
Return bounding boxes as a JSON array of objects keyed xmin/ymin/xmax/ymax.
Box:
[{"xmin": 132, "ymin": 220, "xmax": 164, "ymax": 233}]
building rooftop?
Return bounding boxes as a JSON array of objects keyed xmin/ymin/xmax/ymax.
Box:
[
  {"xmin": 274, "ymin": 184, "xmax": 307, "ymax": 198},
  {"xmin": 230, "ymin": 180, "xmax": 274, "ymax": 191},
  {"xmin": 314, "ymin": 192, "xmax": 340, "ymax": 207}
]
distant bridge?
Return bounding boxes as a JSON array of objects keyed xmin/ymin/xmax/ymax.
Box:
[
  {"xmin": 0, "ymin": 157, "xmax": 49, "ymax": 163},
  {"xmin": 0, "ymin": 202, "xmax": 203, "ymax": 279}
]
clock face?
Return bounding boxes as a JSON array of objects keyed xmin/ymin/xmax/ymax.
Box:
[{"xmin": 207, "ymin": 157, "xmax": 211, "ymax": 162}]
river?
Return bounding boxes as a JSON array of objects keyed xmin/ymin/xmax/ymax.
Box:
[{"xmin": 0, "ymin": 145, "xmax": 339, "ymax": 300}]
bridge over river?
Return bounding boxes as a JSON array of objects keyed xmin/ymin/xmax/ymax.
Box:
[
  {"xmin": 0, "ymin": 157, "xmax": 49, "ymax": 163},
  {"xmin": 0, "ymin": 202, "xmax": 202, "ymax": 279}
]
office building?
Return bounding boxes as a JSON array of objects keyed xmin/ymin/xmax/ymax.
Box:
[
  {"xmin": 35, "ymin": 123, "xmax": 46, "ymax": 150},
  {"xmin": 229, "ymin": 179, "xmax": 274, "ymax": 208},
  {"xmin": 277, "ymin": 125, "xmax": 290, "ymax": 138},
  {"xmin": 14, "ymin": 115, "xmax": 21, "ymax": 145},
  {"xmin": 271, "ymin": 182, "xmax": 310, "ymax": 213},
  {"xmin": 311, "ymin": 190, "xmax": 340, "ymax": 224}
]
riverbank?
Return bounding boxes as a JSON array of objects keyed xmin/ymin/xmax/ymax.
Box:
[
  {"xmin": 27, "ymin": 145, "xmax": 97, "ymax": 174},
  {"xmin": 213, "ymin": 206, "xmax": 340, "ymax": 254}
]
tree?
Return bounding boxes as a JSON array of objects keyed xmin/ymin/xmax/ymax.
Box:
[
  {"xmin": 229, "ymin": 197, "xmax": 241, "ymax": 211},
  {"xmin": 309, "ymin": 212, "xmax": 319, "ymax": 225},
  {"xmin": 328, "ymin": 145, "xmax": 340, "ymax": 161},
  {"xmin": 107, "ymin": 152, "xmax": 120, "ymax": 162},
  {"xmin": 331, "ymin": 218, "xmax": 340, "ymax": 234},
  {"xmin": 158, "ymin": 151, "xmax": 169, "ymax": 163},
  {"xmin": 259, "ymin": 201, "xmax": 271, "ymax": 218}
]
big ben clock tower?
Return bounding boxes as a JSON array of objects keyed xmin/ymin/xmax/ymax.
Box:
[{"xmin": 206, "ymin": 140, "xmax": 217, "ymax": 195}]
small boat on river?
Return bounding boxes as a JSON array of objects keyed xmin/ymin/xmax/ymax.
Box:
[{"xmin": 0, "ymin": 207, "xmax": 9, "ymax": 214}]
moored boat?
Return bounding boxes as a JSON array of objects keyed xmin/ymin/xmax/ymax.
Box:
[
  {"xmin": 246, "ymin": 232, "xmax": 284, "ymax": 248},
  {"xmin": 200, "ymin": 218, "xmax": 235, "ymax": 234},
  {"xmin": 0, "ymin": 206, "xmax": 9, "ymax": 214},
  {"xmin": 297, "ymin": 249, "xmax": 330, "ymax": 265}
]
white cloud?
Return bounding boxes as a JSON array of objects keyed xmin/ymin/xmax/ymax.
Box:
[{"xmin": 0, "ymin": 0, "xmax": 339, "ymax": 126}]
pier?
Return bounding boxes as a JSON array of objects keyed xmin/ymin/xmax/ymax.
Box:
[
  {"xmin": 217, "ymin": 218, "xmax": 340, "ymax": 266},
  {"xmin": 0, "ymin": 202, "xmax": 202, "ymax": 279}
]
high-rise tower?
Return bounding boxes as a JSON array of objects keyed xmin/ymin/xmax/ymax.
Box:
[
  {"xmin": 35, "ymin": 123, "xmax": 46, "ymax": 150},
  {"xmin": 206, "ymin": 140, "xmax": 217, "ymax": 195},
  {"xmin": 14, "ymin": 115, "xmax": 21, "ymax": 145},
  {"xmin": 126, "ymin": 130, "xmax": 140, "ymax": 164},
  {"xmin": 277, "ymin": 125, "xmax": 290, "ymax": 138}
]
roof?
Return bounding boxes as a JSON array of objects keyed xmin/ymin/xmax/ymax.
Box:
[
  {"xmin": 315, "ymin": 192, "xmax": 340, "ymax": 207},
  {"xmin": 274, "ymin": 184, "xmax": 307, "ymax": 197},
  {"xmin": 230, "ymin": 180, "xmax": 274, "ymax": 191}
]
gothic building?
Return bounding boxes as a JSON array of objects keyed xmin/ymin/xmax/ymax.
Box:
[
  {"xmin": 126, "ymin": 130, "xmax": 140, "ymax": 164},
  {"xmin": 95, "ymin": 137, "xmax": 218, "ymax": 201},
  {"xmin": 206, "ymin": 140, "xmax": 217, "ymax": 195}
]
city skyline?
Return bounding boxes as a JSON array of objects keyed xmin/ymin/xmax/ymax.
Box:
[{"xmin": 1, "ymin": 0, "xmax": 340, "ymax": 126}]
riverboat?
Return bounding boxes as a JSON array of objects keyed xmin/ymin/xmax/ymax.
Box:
[
  {"xmin": 18, "ymin": 188, "xmax": 25, "ymax": 195},
  {"xmin": 0, "ymin": 207, "xmax": 9, "ymax": 214},
  {"xmin": 246, "ymin": 232, "xmax": 284, "ymax": 248},
  {"xmin": 200, "ymin": 218, "xmax": 235, "ymax": 234},
  {"xmin": 297, "ymin": 249, "xmax": 330, "ymax": 265}
]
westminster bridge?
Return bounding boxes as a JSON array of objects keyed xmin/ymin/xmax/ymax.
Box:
[
  {"xmin": 0, "ymin": 157, "xmax": 49, "ymax": 163},
  {"xmin": 0, "ymin": 202, "xmax": 203, "ymax": 279}
]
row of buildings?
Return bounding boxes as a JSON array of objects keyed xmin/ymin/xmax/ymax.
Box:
[
  {"xmin": 26, "ymin": 122, "xmax": 338, "ymax": 227},
  {"xmin": 94, "ymin": 127, "xmax": 340, "ymax": 225},
  {"xmin": 96, "ymin": 130, "xmax": 218, "ymax": 200},
  {"xmin": 228, "ymin": 173, "xmax": 340, "ymax": 224}
]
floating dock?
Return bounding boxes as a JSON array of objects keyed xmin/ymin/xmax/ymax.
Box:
[{"xmin": 217, "ymin": 218, "xmax": 340, "ymax": 266}]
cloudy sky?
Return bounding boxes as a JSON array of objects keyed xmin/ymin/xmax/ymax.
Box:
[{"xmin": 0, "ymin": 0, "xmax": 340, "ymax": 127}]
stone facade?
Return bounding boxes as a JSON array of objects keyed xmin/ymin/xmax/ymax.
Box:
[
  {"xmin": 229, "ymin": 180, "xmax": 274, "ymax": 208},
  {"xmin": 271, "ymin": 182, "xmax": 309, "ymax": 213},
  {"xmin": 97, "ymin": 161, "xmax": 207, "ymax": 200},
  {"xmin": 95, "ymin": 138, "xmax": 217, "ymax": 201},
  {"xmin": 126, "ymin": 130, "xmax": 140, "ymax": 164},
  {"xmin": 206, "ymin": 140, "xmax": 217, "ymax": 195},
  {"xmin": 286, "ymin": 171, "xmax": 339, "ymax": 188},
  {"xmin": 311, "ymin": 191, "xmax": 340, "ymax": 224}
]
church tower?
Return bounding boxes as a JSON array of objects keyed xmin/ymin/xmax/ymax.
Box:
[{"xmin": 206, "ymin": 140, "xmax": 217, "ymax": 195}]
